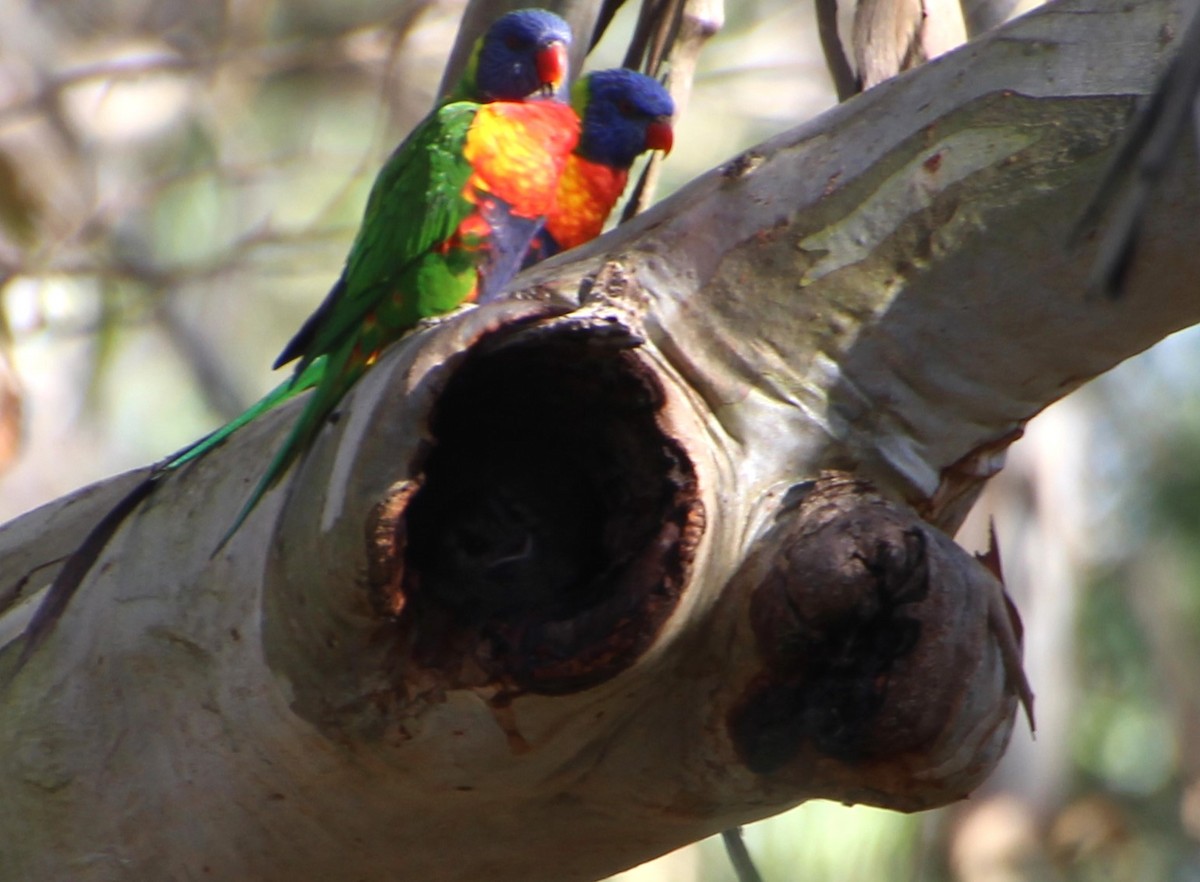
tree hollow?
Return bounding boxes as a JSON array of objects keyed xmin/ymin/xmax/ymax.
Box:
[{"xmin": 371, "ymin": 333, "xmax": 703, "ymax": 696}]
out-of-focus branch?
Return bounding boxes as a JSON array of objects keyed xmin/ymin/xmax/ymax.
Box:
[
  {"xmin": 959, "ymin": 0, "xmax": 1029, "ymax": 36},
  {"xmin": 620, "ymin": 0, "xmax": 723, "ymax": 220},
  {"xmin": 850, "ymin": 0, "xmax": 966, "ymax": 91},
  {"xmin": 817, "ymin": 0, "xmax": 974, "ymax": 101},
  {"xmin": 157, "ymin": 299, "xmax": 254, "ymax": 421},
  {"xmin": 816, "ymin": 0, "xmax": 858, "ymax": 101},
  {"xmin": 0, "ymin": 339, "xmax": 21, "ymax": 476}
]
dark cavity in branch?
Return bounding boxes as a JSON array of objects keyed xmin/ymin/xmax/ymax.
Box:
[{"xmin": 373, "ymin": 332, "xmax": 702, "ymax": 696}]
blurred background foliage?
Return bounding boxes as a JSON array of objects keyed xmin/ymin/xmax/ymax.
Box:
[{"xmin": 1, "ymin": 0, "xmax": 1198, "ymax": 880}]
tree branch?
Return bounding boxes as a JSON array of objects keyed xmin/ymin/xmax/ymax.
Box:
[{"xmin": 0, "ymin": 0, "xmax": 1195, "ymax": 879}]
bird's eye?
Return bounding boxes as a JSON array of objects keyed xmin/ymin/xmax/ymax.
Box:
[
  {"xmin": 505, "ymin": 35, "xmax": 524, "ymax": 50},
  {"xmin": 618, "ymin": 99, "xmax": 635, "ymax": 116}
]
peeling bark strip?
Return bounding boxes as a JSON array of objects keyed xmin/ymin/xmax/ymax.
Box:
[
  {"xmin": 726, "ymin": 474, "xmax": 1024, "ymax": 810},
  {"xmin": 368, "ymin": 325, "xmax": 703, "ymax": 695}
]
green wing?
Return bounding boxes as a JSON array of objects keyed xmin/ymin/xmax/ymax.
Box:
[
  {"xmin": 20, "ymin": 103, "xmax": 492, "ymax": 663},
  {"xmin": 274, "ymin": 101, "xmax": 480, "ymax": 372},
  {"xmin": 215, "ymin": 102, "xmax": 486, "ymax": 548},
  {"xmin": 162, "ymin": 357, "xmax": 327, "ymax": 472}
]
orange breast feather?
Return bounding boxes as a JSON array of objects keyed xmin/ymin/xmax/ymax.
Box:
[
  {"xmin": 463, "ymin": 101, "xmax": 580, "ymax": 219},
  {"xmin": 544, "ymin": 155, "xmax": 629, "ymax": 252}
]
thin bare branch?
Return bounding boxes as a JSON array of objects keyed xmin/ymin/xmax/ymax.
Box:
[
  {"xmin": 620, "ymin": 0, "xmax": 723, "ymax": 221},
  {"xmin": 816, "ymin": 0, "xmax": 858, "ymax": 101}
]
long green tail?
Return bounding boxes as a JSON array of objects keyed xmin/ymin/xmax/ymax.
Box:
[
  {"xmin": 215, "ymin": 347, "xmax": 361, "ymax": 550},
  {"xmin": 13, "ymin": 356, "xmax": 328, "ymax": 672},
  {"xmin": 163, "ymin": 356, "xmax": 326, "ymax": 474}
]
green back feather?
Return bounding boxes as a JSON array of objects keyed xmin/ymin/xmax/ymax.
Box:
[
  {"xmin": 217, "ymin": 101, "xmax": 484, "ymax": 547},
  {"xmin": 274, "ymin": 102, "xmax": 479, "ymax": 373}
]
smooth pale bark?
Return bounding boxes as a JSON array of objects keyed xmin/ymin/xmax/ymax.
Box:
[
  {"xmin": 1, "ymin": 0, "xmax": 1196, "ymax": 880},
  {"xmin": 960, "ymin": 0, "xmax": 1032, "ymax": 35}
]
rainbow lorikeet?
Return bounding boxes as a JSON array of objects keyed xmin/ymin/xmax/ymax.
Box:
[
  {"xmin": 442, "ymin": 7, "xmax": 570, "ymax": 103},
  {"xmin": 145, "ymin": 11, "xmax": 576, "ymax": 497},
  {"xmin": 221, "ymin": 7, "xmax": 576, "ymax": 514},
  {"xmin": 164, "ymin": 6, "xmax": 578, "ymax": 523},
  {"xmin": 223, "ymin": 70, "xmax": 579, "ymax": 542},
  {"xmin": 16, "ymin": 8, "xmax": 578, "ymax": 662},
  {"xmin": 523, "ymin": 68, "xmax": 674, "ymax": 266},
  {"xmin": 224, "ymin": 102, "xmax": 579, "ymax": 544}
]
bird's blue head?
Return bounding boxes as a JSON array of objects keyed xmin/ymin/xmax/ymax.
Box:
[
  {"xmin": 573, "ymin": 69, "xmax": 675, "ymax": 170},
  {"xmin": 469, "ymin": 9, "xmax": 572, "ymax": 101}
]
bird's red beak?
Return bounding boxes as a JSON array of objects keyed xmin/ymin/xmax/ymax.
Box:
[
  {"xmin": 536, "ymin": 41, "xmax": 568, "ymax": 92},
  {"xmin": 645, "ymin": 118, "xmax": 674, "ymax": 155}
]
